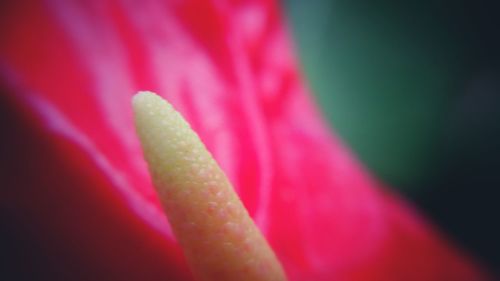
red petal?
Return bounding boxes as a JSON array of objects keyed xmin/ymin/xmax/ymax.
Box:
[{"xmin": 0, "ymin": 0, "xmax": 490, "ymax": 280}]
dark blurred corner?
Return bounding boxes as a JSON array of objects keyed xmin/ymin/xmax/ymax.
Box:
[{"xmin": 285, "ymin": 0, "xmax": 500, "ymax": 273}]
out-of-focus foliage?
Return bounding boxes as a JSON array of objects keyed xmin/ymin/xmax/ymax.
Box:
[
  {"xmin": 285, "ymin": 0, "xmax": 463, "ymax": 191},
  {"xmin": 285, "ymin": 0, "xmax": 500, "ymax": 272}
]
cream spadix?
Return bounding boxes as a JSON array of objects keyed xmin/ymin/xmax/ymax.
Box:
[{"xmin": 132, "ymin": 91, "xmax": 286, "ymax": 281}]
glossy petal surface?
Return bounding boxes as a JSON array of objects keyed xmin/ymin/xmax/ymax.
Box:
[{"xmin": 0, "ymin": 0, "xmax": 488, "ymax": 280}]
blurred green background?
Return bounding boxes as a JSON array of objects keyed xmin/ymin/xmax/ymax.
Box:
[{"xmin": 284, "ymin": 0, "xmax": 499, "ymax": 272}]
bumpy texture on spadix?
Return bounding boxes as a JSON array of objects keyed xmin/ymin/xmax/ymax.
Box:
[{"xmin": 133, "ymin": 91, "xmax": 286, "ymax": 281}]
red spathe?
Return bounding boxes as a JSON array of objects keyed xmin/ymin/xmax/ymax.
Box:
[{"xmin": 0, "ymin": 0, "xmax": 489, "ymax": 280}]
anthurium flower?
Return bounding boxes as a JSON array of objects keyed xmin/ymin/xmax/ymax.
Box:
[
  {"xmin": 0, "ymin": 0, "xmax": 490, "ymax": 280},
  {"xmin": 133, "ymin": 91, "xmax": 286, "ymax": 281}
]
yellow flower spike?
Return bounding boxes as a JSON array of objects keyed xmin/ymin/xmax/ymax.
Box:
[{"xmin": 132, "ymin": 91, "xmax": 286, "ymax": 281}]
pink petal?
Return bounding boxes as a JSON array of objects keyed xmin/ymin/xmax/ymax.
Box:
[{"xmin": 0, "ymin": 0, "xmax": 490, "ymax": 280}]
